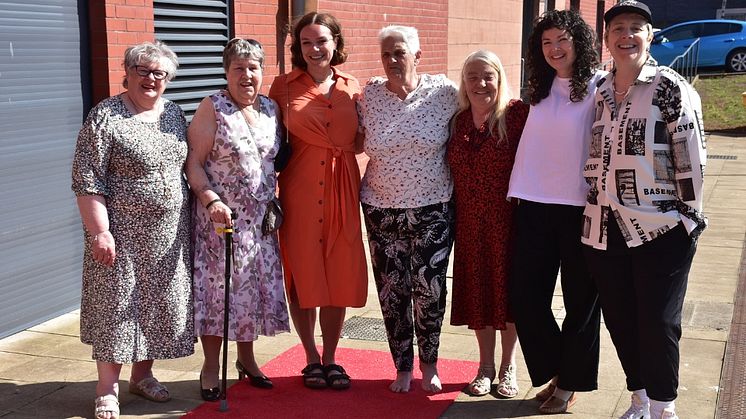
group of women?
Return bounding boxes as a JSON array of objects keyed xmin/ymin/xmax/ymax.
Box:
[{"xmin": 72, "ymin": 2, "xmax": 705, "ymax": 419}]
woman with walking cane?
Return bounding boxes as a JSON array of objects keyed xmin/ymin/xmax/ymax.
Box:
[{"xmin": 185, "ymin": 38, "xmax": 290, "ymax": 401}]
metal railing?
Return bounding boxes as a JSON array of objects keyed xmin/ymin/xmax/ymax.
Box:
[
  {"xmin": 668, "ymin": 38, "xmax": 701, "ymax": 83},
  {"xmin": 601, "ymin": 58, "xmax": 613, "ymax": 72}
]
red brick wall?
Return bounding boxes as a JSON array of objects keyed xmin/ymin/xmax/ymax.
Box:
[
  {"xmin": 86, "ymin": 1, "xmax": 613, "ymax": 103},
  {"xmin": 448, "ymin": 0, "xmax": 524, "ymax": 96},
  {"xmin": 89, "ymin": 0, "xmax": 155, "ymax": 104},
  {"xmin": 233, "ymin": 0, "xmax": 286, "ymax": 95},
  {"xmin": 316, "ymin": 0, "xmax": 450, "ymax": 83},
  {"xmin": 573, "ymin": 0, "xmax": 614, "ymax": 65},
  {"xmin": 234, "ymin": 1, "xmax": 452, "ymax": 94}
]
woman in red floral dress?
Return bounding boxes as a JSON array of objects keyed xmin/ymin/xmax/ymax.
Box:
[{"xmin": 447, "ymin": 50, "xmax": 528, "ymax": 398}]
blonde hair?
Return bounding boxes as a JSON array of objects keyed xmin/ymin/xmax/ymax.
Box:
[{"xmin": 456, "ymin": 50, "xmax": 512, "ymax": 140}]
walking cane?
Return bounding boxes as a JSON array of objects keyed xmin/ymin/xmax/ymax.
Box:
[{"xmin": 217, "ymin": 212, "xmax": 237, "ymax": 412}]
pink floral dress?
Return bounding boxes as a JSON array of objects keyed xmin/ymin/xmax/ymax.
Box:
[{"xmin": 193, "ymin": 91, "xmax": 290, "ymax": 341}]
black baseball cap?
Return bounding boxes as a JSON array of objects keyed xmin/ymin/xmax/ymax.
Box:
[{"xmin": 604, "ymin": 1, "xmax": 652, "ymax": 25}]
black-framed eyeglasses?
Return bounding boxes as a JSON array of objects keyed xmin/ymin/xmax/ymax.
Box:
[{"xmin": 132, "ymin": 65, "xmax": 169, "ymax": 80}]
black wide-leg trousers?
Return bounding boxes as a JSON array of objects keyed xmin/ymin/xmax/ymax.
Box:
[{"xmin": 509, "ymin": 200, "xmax": 601, "ymax": 391}]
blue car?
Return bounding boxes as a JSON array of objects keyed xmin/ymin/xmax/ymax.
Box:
[{"xmin": 650, "ymin": 19, "xmax": 746, "ymax": 72}]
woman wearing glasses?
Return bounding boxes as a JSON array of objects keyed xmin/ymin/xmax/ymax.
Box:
[
  {"xmin": 269, "ymin": 12, "xmax": 367, "ymax": 390},
  {"xmin": 185, "ymin": 38, "xmax": 290, "ymax": 401},
  {"xmin": 72, "ymin": 41, "xmax": 193, "ymax": 419}
]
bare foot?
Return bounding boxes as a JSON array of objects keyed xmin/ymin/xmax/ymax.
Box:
[
  {"xmin": 389, "ymin": 370, "xmax": 412, "ymax": 393},
  {"xmin": 420, "ymin": 362, "xmax": 442, "ymax": 393}
]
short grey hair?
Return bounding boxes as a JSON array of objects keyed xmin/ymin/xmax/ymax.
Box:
[
  {"xmin": 378, "ymin": 25, "xmax": 420, "ymax": 53},
  {"xmin": 122, "ymin": 41, "xmax": 178, "ymax": 88},
  {"xmin": 223, "ymin": 38, "xmax": 265, "ymax": 70}
]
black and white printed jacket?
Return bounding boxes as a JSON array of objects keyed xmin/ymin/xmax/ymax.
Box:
[{"xmin": 581, "ymin": 58, "xmax": 707, "ymax": 250}]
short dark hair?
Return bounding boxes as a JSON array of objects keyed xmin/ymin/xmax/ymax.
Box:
[
  {"xmin": 290, "ymin": 12, "xmax": 348, "ymax": 70},
  {"xmin": 525, "ymin": 9, "xmax": 599, "ymax": 104}
]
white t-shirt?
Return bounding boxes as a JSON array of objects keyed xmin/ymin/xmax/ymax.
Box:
[
  {"xmin": 358, "ymin": 74, "xmax": 459, "ymax": 208},
  {"xmin": 508, "ymin": 72, "xmax": 606, "ymax": 206}
]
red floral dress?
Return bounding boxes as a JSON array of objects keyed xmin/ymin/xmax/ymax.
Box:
[{"xmin": 447, "ymin": 100, "xmax": 529, "ymax": 329}]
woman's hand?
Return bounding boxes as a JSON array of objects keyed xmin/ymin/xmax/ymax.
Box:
[
  {"xmin": 91, "ymin": 230, "xmax": 116, "ymax": 267},
  {"xmin": 208, "ymin": 201, "xmax": 233, "ymax": 226}
]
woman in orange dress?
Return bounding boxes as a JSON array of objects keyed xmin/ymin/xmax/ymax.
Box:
[{"xmin": 268, "ymin": 12, "xmax": 367, "ymax": 390}]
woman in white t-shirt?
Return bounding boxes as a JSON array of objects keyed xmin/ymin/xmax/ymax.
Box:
[
  {"xmin": 358, "ymin": 25, "xmax": 458, "ymax": 394},
  {"xmin": 506, "ymin": 9, "xmax": 605, "ymax": 414}
]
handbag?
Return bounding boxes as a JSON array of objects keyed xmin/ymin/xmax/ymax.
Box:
[
  {"xmin": 274, "ymin": 134, "xmax": 292, "ymax": 172},
  {"xmin": 261, "ymin": 197, "xmax": 284, "ymax": 236}
]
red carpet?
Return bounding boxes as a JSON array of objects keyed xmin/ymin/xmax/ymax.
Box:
[{"xmin": 183, "ymin": 344, "xmax": 478, "ymax": 419}]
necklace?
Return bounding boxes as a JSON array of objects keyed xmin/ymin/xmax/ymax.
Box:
[
  {"xmin": 241, "ymin": 105, "xmax": 259, "ymax": 117},
  {"xmin": 312, "ymin": 72, "xmax": 333, "ymax": 84},
  {"xmin": 238, "ymin": 104, "xmax": 260, "ymax": 128},
  {"xmin": 612, "ymin": 80, "xmax": 630, "ymax": 96}
]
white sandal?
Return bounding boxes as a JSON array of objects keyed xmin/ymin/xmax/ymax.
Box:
[
  {"xmin": 94, "ymin": 394, "xmax": 119, "ymax": 419},
  {"xmin": 496, "ymin": 364, "xmax": 519, "ymax": 398},
  {"xmin": 467, "ymin": 365, "xmax": 496, "ymax": 396},
  {"xmin": 129, "ymin": 376, "xmax": 171, "ymax": 402}
]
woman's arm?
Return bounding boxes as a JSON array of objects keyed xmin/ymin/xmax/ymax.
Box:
[
  {"xmin": 658, "ymin": 75, "xmax": 707, "ymax": 233},
  {"xmin": 71, "ymin": 102, "xmax": 117, "ymax": 266},
  {"xmin": 76, "ymin": 195, "xmax": 116, "ymax": 266},
  {"xmin": 185, "ymin": 96, "xmax": 233, "ymax": 225}
]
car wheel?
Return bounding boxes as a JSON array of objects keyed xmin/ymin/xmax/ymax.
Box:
[{"xmin": 726, "ymin": 49, "xmax": 746, "ymax": 72}]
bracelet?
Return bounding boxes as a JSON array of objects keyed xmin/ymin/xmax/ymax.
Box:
[
  {"xmin": 91, "ymin": 230, "xmax": 109, "ymax": 242},
  {"xmin": 205, "ymin": 198, "xmax": 222, "ymax": 209}
]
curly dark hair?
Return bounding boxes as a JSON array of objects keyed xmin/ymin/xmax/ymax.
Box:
[
  {"xmin": 290, "ymin": 12, "xmax": 348, "ymax": 70},
  {"xmin": 525, "ymin": 9, "xmax": 599, "ymax": 104}
]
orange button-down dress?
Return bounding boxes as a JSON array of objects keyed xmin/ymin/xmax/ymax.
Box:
[{"xmin": 269, "ymin": 68, "xmax": 368, "ymax": 309}]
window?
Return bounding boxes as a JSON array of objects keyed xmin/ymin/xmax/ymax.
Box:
[
  {"xmin": 664, "ymin": 24, "xmax": 701, "ymax": 42},
  {"xmin": 701, "ymin": 22, "xmax": 736, "ymax": 37}
]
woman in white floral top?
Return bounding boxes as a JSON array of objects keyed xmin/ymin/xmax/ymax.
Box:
[{"xmin": 358, "ymin": 25, "xmax": 458, "ymax": 394}]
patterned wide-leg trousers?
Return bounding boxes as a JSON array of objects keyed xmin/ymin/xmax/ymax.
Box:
[{"xmin": 362, "ymin": 201, "xmax": 454, "ymax": 372}]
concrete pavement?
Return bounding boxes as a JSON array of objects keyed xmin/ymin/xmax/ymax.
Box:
[{"xmin": 0, "ymin": 132, "xmax": 744, "ymax": 419}]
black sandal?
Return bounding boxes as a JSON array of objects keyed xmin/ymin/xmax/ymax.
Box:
[
  {"xmin": 301, "ymin": 363, "xmax": 327, "ymax": 389},
  {"xmin": 324, "ymin": 364, "xmax": 351, "ymax": 390}
]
